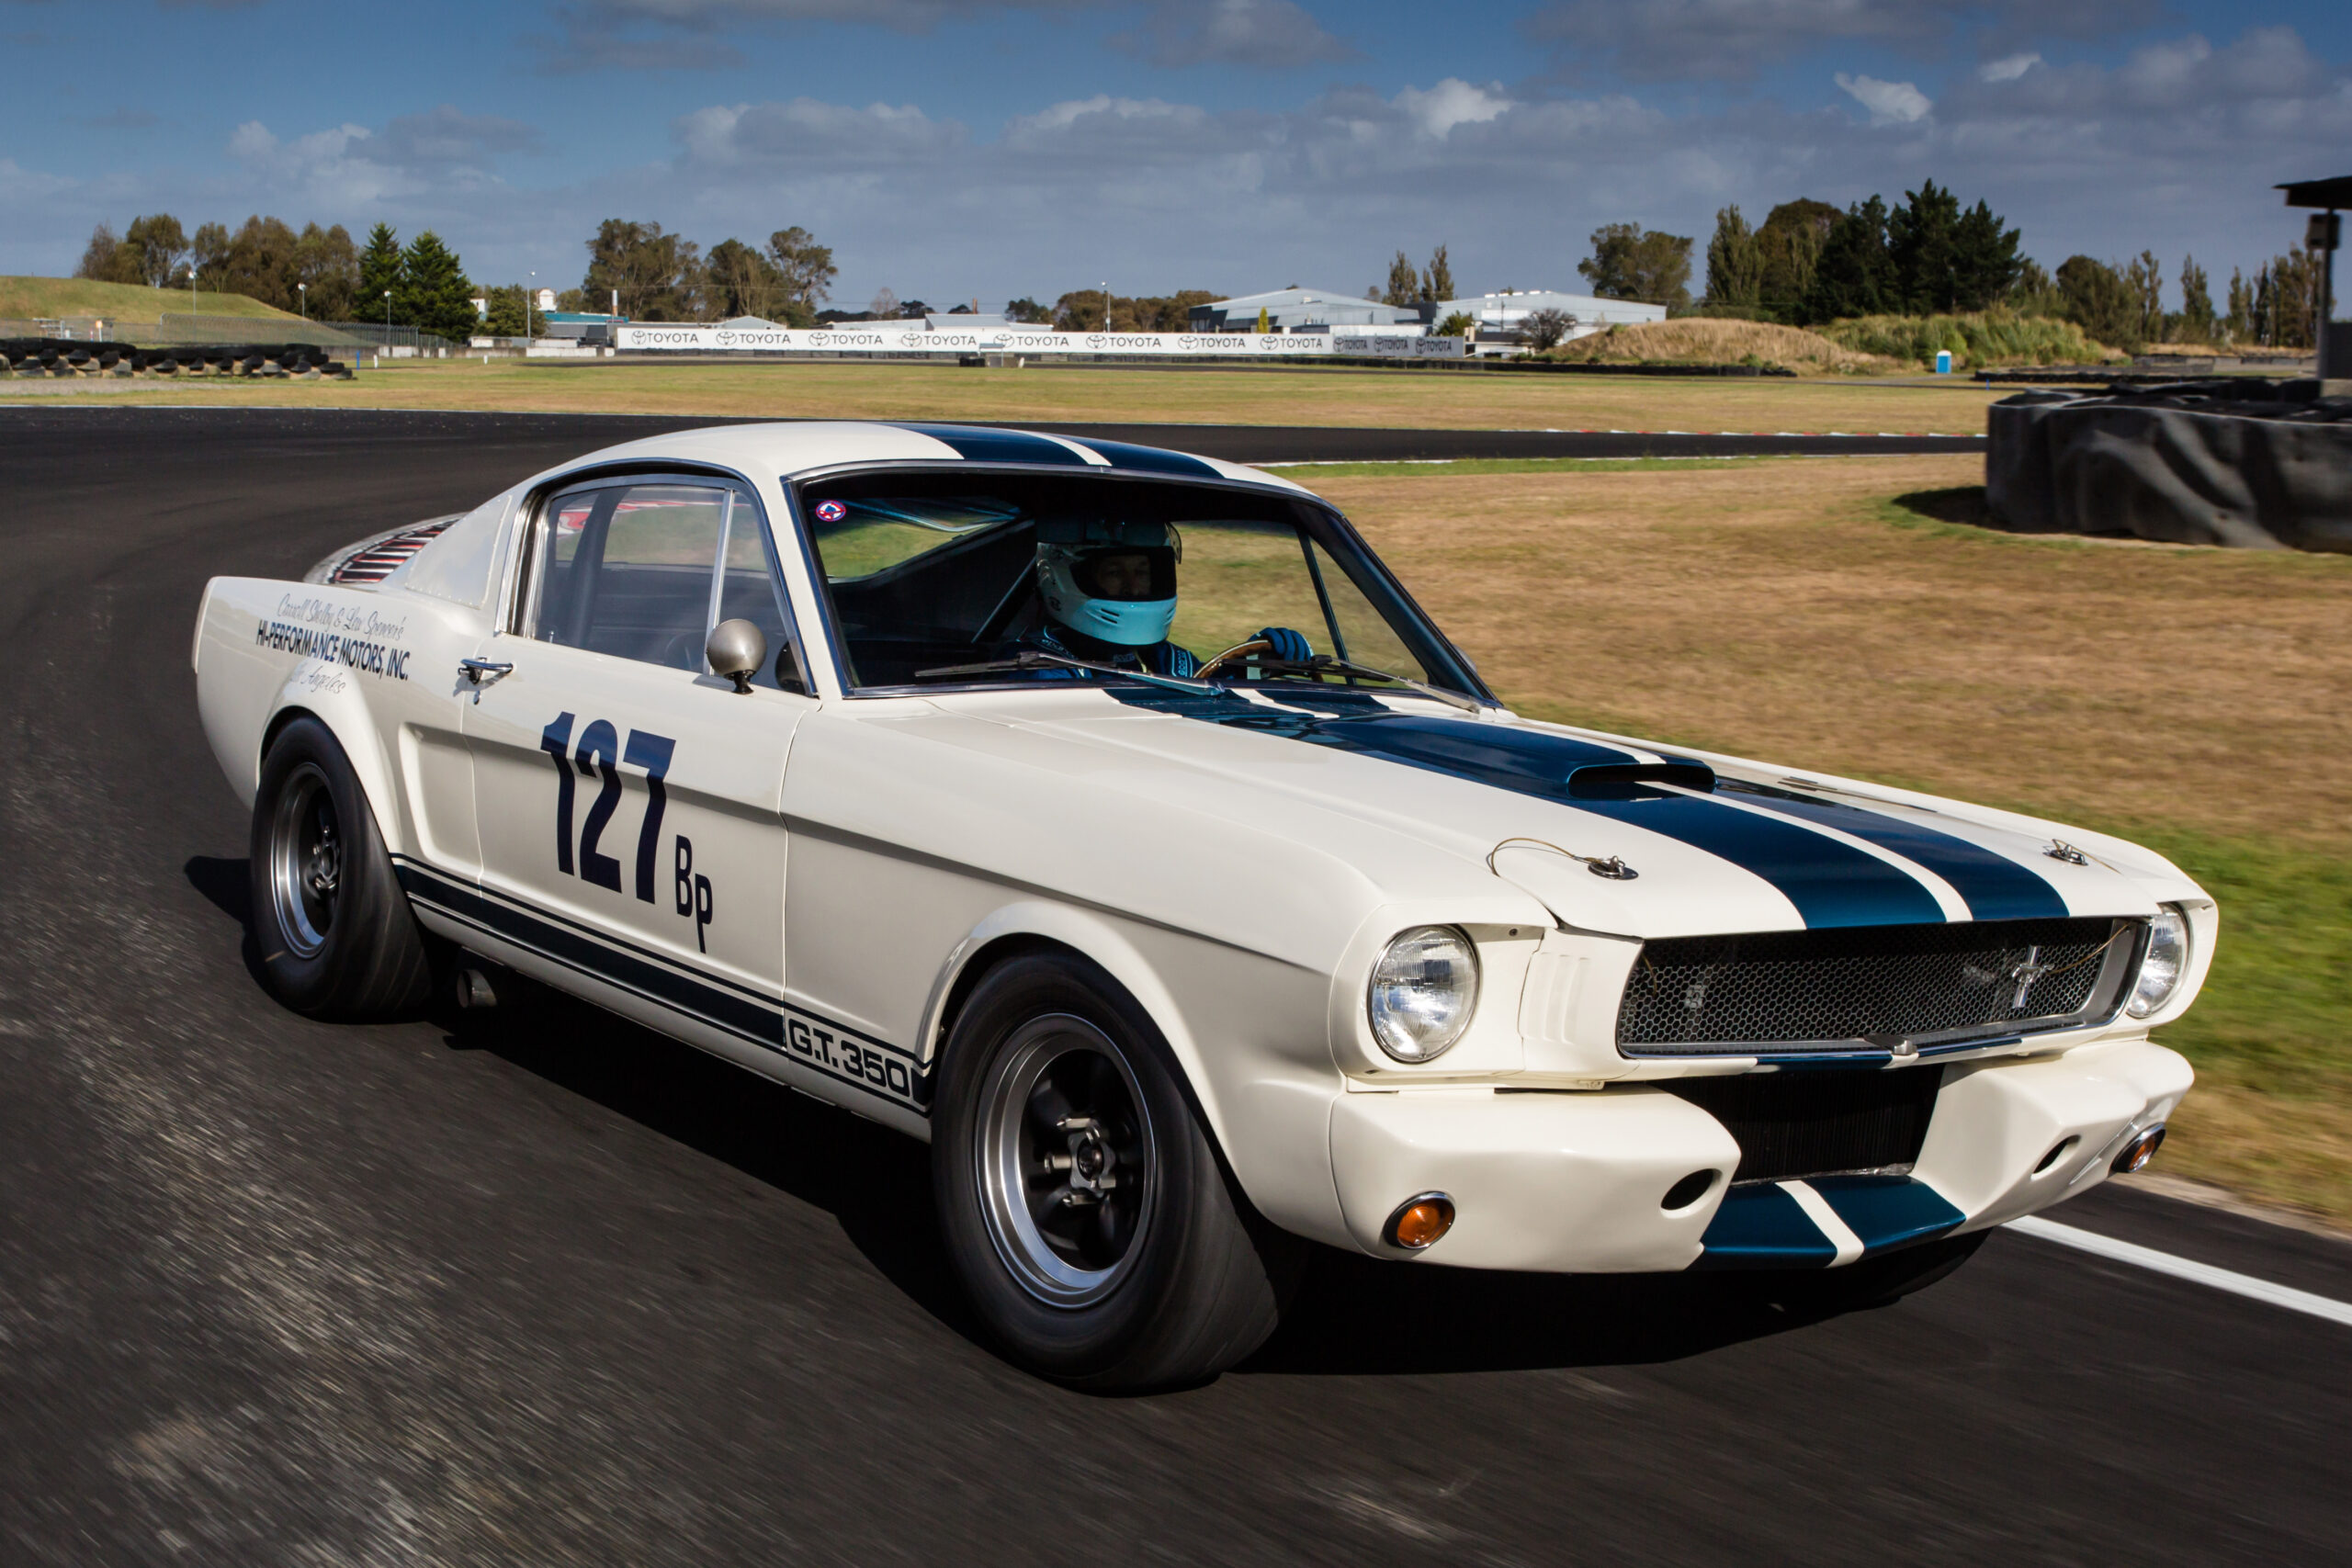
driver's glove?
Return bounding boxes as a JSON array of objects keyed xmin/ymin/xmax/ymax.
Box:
[{"xmin": 1255, "ymin": 626, "xmax": 1313, "ymax": 663}]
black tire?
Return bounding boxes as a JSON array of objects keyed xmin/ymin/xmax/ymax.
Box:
[
  {"xmin": 933, "ymin": 953, "xmax": 1301, "ymax": 1392},
  {"xmin": 1748, "ymin": 1229, "xmax": 1987, "ymax": 1315},
  {"xmin": 247, "ymin": 716, "xmax": 434, "ymax": 1020}
]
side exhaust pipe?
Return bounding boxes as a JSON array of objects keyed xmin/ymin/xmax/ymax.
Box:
[{"xmin": 2111, "ymin": 1124, "xmax": 2166, "ymax": 1176}]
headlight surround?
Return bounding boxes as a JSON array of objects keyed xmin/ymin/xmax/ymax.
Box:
[
  {"xmin": 2126, "ymin": 905, "xmax": 2191, "ymax": 1019},
  {"xmin": 1367, "ymin": 925, "xmax": 1480, "ymax": 1063}
]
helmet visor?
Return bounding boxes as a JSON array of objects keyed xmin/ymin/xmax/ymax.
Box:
[{"xmin": 1071, "ymin": 546, "xmax": 1176, "ymax": 603}]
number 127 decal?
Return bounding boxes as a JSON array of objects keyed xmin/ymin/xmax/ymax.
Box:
[{"xmin": 540, "ymin": 712, "xmax": 716, "ymax": 953}]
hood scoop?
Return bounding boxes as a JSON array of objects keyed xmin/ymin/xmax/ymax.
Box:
[{"xmin": 1565, "ymin": 761, "xmax": 1715, "ymax": 799}]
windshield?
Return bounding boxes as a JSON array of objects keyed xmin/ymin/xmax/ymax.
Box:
[{"xmin": 793, "ymin": 469, "xmax": 1480, "ymax": 699}]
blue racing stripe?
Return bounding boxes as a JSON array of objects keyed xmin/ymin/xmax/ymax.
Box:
[
  {"xmin": 1807, "ymin": 1176, "xmax": 1964, "ymax": 1252},
  {"xmin": 1693, "ymin": 1183, "xmax": 1836, "ymax": 1269},
  {"xmin": 1719, "ymin": 781, "xmax": 2067, "ymax": 920},
  {"xmin": 1100, "ymin": 698, "xmax": 1946, "ymax": 929},
  {"xmin": 891, "ymin": 423, "xmax": 1089, "ymax": 466},
  {"xmin": 1064, "ymin": 436, "xmax": 1223, "ymax": 477}
]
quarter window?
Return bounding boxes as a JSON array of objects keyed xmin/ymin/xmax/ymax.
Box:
[{"xmin": 528, "ymin": 480, "xmax": 805, "ymax": 690}]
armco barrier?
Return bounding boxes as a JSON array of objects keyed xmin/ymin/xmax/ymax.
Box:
[{"xmin": 0, "ymin": 339, "xmax": 352, "ymax": 378}]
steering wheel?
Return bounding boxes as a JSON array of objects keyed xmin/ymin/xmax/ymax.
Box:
[{"xmin": 1192, "ymin": 637, "xmax": 1272, "ymax": 680}]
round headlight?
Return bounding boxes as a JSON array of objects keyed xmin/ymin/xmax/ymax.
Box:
[
  {"xmin": 2126, "ymin": 905, "xmax": 2190, "ymax": 1019},
  {"xmin": 1368, "ymin": 926, "xmax": 1480, "ymax": 1063}
]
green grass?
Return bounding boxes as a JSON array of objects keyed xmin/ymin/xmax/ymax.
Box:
[
  {"xmin": 0, "ymin": 275, "xmax": 300, "ymax": 323},
  {"xmin": 1819, "ymin": 310, "xmax": 2120, "ymax": 370},
  {"xmin": 1262, "ymin": 456, "xmax": 1792, "ymax": 480}
]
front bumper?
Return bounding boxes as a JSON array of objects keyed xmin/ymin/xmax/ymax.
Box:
[{"xmin": 1325, "ymin": 1038, "xmax": 2193, "ymax": 1272}]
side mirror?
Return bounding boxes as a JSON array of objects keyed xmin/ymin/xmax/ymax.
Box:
[{"xmin": 707, "ymin": 618, "xmax": 766, "ymax": 694}]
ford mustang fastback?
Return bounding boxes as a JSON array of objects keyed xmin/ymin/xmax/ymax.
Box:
[{"xmin": 193, "ymin": 422, "xmax": 2205, "ymax": 1389}]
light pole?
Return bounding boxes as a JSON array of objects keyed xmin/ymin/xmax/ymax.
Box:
[
  {"xmin": 527, "ymin": 271, "xmax": 536, "ymax": 343},
  {"xmin": 383, "ymin": 289, "xmax": 392, "ymax": 363},
  {"xmin": 297, "ymin": 282, "xmax": 306, "ymax": 321},
  {"xmin": 1102, "ymin": 280, "xmax": 1109, "ymax": 332}
]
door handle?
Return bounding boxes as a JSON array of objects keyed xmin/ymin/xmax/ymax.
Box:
[{"xmin": 458, "ymin": 658, "xmax": 514, "ymax": 701}]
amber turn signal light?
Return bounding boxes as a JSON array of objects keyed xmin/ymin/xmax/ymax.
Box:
[{"xmin": 1384, "ymin": 1192, "xmax": 1456, "ymax": 1251}]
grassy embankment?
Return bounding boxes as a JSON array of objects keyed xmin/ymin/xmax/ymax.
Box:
[
  {"xmin": 0, "ymin": 275, "xmax": 301, "ymax": 326},
  {"xmin": 1542, "ymin": 313, "xmax": 2120, "ymax": 374},
  {"xmin": 1300, "ymin": 456, "xmax": 2352, "ymax": 1224},
  {"xmin": 6, "ymin": 354, "xmax": 2005, "ymax": 434}
]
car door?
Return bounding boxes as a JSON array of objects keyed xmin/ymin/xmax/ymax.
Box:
[{"xmin": 459, "ymin": 473, "xmax": 814, "ymax": 1050}]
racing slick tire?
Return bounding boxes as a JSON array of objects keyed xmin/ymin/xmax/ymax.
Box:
[
  {"xmin": 1749, "ymin": 1230, "xmax": 1987, "ymax": 1316},
  {"xmin": 933, "ymin": 953, "xmax": 1302, "ymax": 1392},
  {"xmin": 248, "ymin": 716, "xmax": 434, "ymax": 1020}
]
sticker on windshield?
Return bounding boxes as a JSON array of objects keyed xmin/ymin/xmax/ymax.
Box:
[{"xmin": 813, "ymin": 500, "xmax": 848, "ymax": 523}]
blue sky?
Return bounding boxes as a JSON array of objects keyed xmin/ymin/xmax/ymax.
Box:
[{"xmin": 2, "ymin": 0, "xmax": 2346, "ymax": 312}]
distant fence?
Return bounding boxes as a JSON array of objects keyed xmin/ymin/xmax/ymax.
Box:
[
  {"xmin": 615, "ymin": 324, "xmax": 1466, "ymax": 359},
  {"xmin": 0, "ymin": 314, "xmax": 453, "ymax": 351}
]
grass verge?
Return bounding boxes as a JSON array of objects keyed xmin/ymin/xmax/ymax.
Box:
[{"xmin": 4, "ymin": 355, "xmax": 2007, "ymax": 435}]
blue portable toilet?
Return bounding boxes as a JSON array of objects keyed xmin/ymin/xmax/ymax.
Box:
[{"xmin": 1934, "ymin": 349, "xmax": 1953, "ymax": 375}]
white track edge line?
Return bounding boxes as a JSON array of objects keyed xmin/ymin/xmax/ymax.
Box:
[{"xmin": 2006, "ymin": 1215, "xmax": 2352, "ymax": 1327}]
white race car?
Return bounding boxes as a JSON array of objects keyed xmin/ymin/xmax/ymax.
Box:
[{"xmin": 194, "ymin": 422, "xmax": 2205, "ymax": 1388}]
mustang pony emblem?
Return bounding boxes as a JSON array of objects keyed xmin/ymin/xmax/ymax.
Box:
[{"xmin": 2007, "ymin": 945, "xmax": 2056, "ymax": 1010}]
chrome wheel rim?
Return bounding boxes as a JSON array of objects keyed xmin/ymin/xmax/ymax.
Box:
[
  {"xmin": 976, "ymin": 1015, "xmax": 1156, "ymax": 1308},
  {"xmin": 269, "ymin": 762, "xmax": 341, "ymax": 960}
]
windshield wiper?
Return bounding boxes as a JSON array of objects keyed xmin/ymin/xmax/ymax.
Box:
[
  {"xmin": 1249, "ymin": 654, "xmax": 1486, "ymax": 715},
  {"xmin": 910, "ymin": 649, "xmax": 1220, "ymax": 696}
]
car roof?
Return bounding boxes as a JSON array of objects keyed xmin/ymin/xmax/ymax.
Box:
[{"xmin": 553, "ymin": 421, "xmax": 1316, "ymax": 495}]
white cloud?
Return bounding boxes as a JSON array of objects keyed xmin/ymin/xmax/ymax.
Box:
[
  {"xmin": 1835, "ymin": 72, "xmax": 1932, "ymax": 124},
  {"xmin": 1111, "ymin": 0, "xmax": 1355, "ymax": 68},
  {"xmin": 1523, "ymin": 0, "xmax": 2161, "ymax": 83},
  {"xmin": 1979, "ymin": 51, "xmax": 2041, "ymax": 82},
  {"xmin": 1393, "ymin": 79, "xmax": 1513, "ymax": 139},
  {"xmin": 674, "ymin": 98, "xmax": 963, "ymax": 165}
]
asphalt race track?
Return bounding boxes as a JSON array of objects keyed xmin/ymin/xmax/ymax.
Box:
[{"xmin": 1, "ymin": 405, "xmax": 2344, "ymax": 1566}]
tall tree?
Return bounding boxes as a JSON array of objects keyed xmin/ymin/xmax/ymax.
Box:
[
  {"xmin": 869, "ymin": 287, "xmax": 901, "ymax": 321},
  {"xmin": 290, "ymin": 222, "xmax": 358, "ymax": 321},
  {"xmin": 2224, "ymin": 266, "xmax": 2253, "ymax": 343},
  {"xmin": 2124, "ymin": 251, "xmax": 2165, "ymax": 344},
  {"xmin": 400, "ymin": 231, "xmax": 477, "ymax": 342},
  {"xmin": 581, "ymin": 219, "xmax": 703, "ymax": 321},
  {"xmin": 1951, "ymin": 198, "xmax": 2023, "ymax": 310},
  {"xmin": 1756, "ymin": 198, "xmax": 1838, "ymax": 319},
  {"xmin": 1886, "ymin": 179, "xmax": 1962, "ymax": 313},
  {"xmin": 767, "ymin": 227, "xmax": 836, "ymax": 319},
  {"xmin": 2175, "ymin": 255, "xmax": 2214, "ymax": 344},
  {"xmin": 220, "ymin": 215, "xmax": 301, "ymax": 310},
  {"xmin": 2055, "ymin": 255, "xmax": 2138, "ymax": 348},
  {"xmin": 1799, "ymin": 197, "xmax": 1893, "ymax": 322},
  {"xmin": 1704, "ymin": 206, "xmax": 1763, "ymax": 308},
  {"xmin": 1577, "ymin": 222, "xmax": 1693, "ymax": 306},
  {"xmin": 1383, "ymin": 250, "xmax": 1419, "ymax": 307},
  {"xmin": 122, "ymin": 214, "xmax": 189, "ymax": 288},
  {"xmin": 75, "ymin": 224, "xmax": 128, "ymax": 282},
  {"xmin": 1423, "ymin": 243, "xmax": 1454, "ymax": 304},
  {"xmin": 1004, "ymin": 297, "xmax": 1050, "ymax": 324},
  {"xmin": 706, "ymin": 238, "xmax": 783, "ymax": 320},
  {"xmin": 358, "ymin": 223, "xmax": 403, "ymax": 321},
  {"xmin": 189, "ymin": 222, "xmax": 231, "ymax": 287}
]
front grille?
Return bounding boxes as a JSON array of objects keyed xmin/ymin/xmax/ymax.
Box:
[
  {"xmin": 1665, "ymin": 1067, "xmax": 1941, "ymax": 1182},
  {"xmin": 329, "ymin": 518, "xmax": 455, "ymax": 584},
  {"xmin": 1618, "ymin": 917, "xmax": 2138, "ymax": 1056}
]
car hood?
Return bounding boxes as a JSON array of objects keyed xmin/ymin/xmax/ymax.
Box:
[{"xmin": 969, "ymin": 685, "xmax": 2193, "ymax": 941}]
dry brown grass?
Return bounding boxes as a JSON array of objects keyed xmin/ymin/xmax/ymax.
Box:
[
  {"xmin": 1548, "ymin": 319, "xmax": 1899, "ymax": 375},
  {"xmin": 1327, "ymin": 458, "xmax": 2352, "ymax": 845},
  {"xmin": 1316, "ymin": 457, "xmax": 2352, "ymax": 1220},
  {"xmin": 26, "ymin": 355, "xmax": 2006, "ymax": 434}
]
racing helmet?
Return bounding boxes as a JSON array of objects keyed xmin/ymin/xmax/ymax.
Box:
[{"xmin": 1034, "ymin": 517, "xmax": 1182, "ymax": 647}]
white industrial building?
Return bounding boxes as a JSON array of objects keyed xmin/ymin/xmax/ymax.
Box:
[{"xmin": 1187, "ymin": 288, "xmax": 1427, "ymax": 334}]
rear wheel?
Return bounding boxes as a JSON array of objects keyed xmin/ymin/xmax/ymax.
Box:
[
  {"xmin": 933, "ymin": 953, "xmax": 1301, "ymax": 1391},
  {"xmin": 248, "ymin": 717, "xmax": 433, "ymax": 1019}
]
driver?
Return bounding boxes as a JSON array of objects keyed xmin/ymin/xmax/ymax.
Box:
[{"xmin": 1026, "ymin": 518, "xmax": 1311, "ymax": 678}]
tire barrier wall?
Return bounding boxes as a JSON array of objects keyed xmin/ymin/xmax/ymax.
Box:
[
  {"xmin": 0, "ymin": 339, "xmax": 353, "ymax": 379},
  {"xmin": 1986, "ymin": 382, "xmax": 2352, "ymax": 552}
]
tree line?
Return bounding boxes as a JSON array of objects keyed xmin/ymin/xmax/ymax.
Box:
[{"xmin": 575, "ymin": 220, "xmax": 836, "ymax": 325}]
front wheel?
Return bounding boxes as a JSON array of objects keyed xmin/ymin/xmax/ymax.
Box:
[
  {"xmin": 933, "ymin": 954, "xmax": 1300, "ymax": 1391},
  {"xmin": 247, "ymin": 716, "xmax": 433, "ymax": 1019}
]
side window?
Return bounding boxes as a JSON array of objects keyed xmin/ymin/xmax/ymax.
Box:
[{"xmin": 718, "ymin": 493, "xmax": 808, "ymax": 693}]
